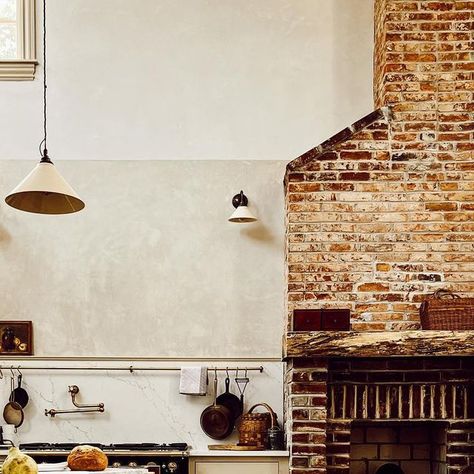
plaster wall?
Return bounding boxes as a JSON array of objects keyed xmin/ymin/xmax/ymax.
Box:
[
  {"xmin": 0, "ymin": 160, "xmax": 285, "ymax": 358},
  {"xmin": 0, "ymin": 0, "xmax": 373, "ymax": 160}
]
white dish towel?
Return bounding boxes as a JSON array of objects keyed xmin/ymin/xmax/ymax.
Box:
[{"xmin": 179, "ymin": 366, "xmax": 207, "ymax": 395}]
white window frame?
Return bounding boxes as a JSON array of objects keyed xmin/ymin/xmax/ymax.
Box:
[{"xmin": 0, "ymin": 0, "xmax": 37, "ymax": 80}]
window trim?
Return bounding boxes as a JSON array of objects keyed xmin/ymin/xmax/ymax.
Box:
[{"xmin": 0, "ymin": 0, "xmax": 37, "ymax": 80}]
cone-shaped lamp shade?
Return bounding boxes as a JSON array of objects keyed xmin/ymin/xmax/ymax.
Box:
[
  {"xmin": 228, "ymin": 205, "xmax": 258, "ymax": 223},
  {"xmin": 5, "ymin": 162, "xmax": 85, "ymax": 214}
]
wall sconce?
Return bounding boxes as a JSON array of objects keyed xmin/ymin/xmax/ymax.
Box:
[{"xmin": 228, "ymin": 190, "xmax": 258, "ymax": 223}]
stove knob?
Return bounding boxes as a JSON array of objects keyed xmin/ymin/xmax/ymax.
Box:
[
  {"xmin": 112, "ymin": 463, "xmax": 121, "ymax": 468},
  {"xmin": 167, "ymin": 461, "xmax": 178, "ymax": 473},
  {"xmin": 128, "ymin": 462, "xmax": 138, "ymax": 468}
]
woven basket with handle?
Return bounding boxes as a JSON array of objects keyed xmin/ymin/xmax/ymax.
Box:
[
  {"xmin": 420, "ymin": 289, "xmax": 474, "ymax": 330},
  {"xmin": 237, "ymin": 403, "xmax": 277, "ymax": 449}
]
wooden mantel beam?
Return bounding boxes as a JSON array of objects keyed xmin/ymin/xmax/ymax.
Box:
[{"xmin": 284, "ymin": 331, "xmax": 474, "ymax": 359}]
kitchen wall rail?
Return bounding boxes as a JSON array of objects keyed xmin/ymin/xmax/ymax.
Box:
[
  {"xmin": 0, "ymin": 356, "xmax": 279, "ymax": 361},
  {"xmin": 0, "ymin": 364, "xmax": 264, "ymax": 374}
]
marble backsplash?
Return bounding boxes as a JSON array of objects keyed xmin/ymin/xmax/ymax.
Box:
[{"xmin": 0, "ymin": 359, "xmax": 283, "ymax": 450}]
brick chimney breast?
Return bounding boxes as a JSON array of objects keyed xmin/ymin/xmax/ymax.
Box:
[
  {"xmin": 285, "ymin": 0, "xmax": 474, "ymax": 332},
  {"xmin": 284, "ymin": 5, "xmax": 473, "ymax": 473}
]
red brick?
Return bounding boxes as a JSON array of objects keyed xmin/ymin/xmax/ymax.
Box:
[
  {"xmin": 339, "ymin": 172, "xmax": 371, "ymax": 181},
  {"xmin": 357, "ymin": 282, "xmax": 390, "ymax": 292},
  {"xmin": 340, "ymin": 151, "xmax": 372, "ymax": 160},
  {"xmin": 290, "ymin": 383, "xmax": 327, "ymax": 394}
]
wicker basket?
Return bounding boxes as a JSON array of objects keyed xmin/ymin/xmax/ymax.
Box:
[
  {"xmin": 237, "ymin": 403, "xmax": 277, "ymax": 449},
  {"xmin": 420, "ymin": 289, "xmax": 474, "ymax": 330}
]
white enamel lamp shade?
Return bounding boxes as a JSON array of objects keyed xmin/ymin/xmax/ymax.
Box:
[
  {"xmin": 5, "ymin": 161, "xmax": 85, "ymax": 215},
  {"xmin": 228, "ymin": 205, "xmax": 258, "ymax": 223}
]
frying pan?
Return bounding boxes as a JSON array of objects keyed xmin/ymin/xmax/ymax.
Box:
[
  {"xmin": 11, "ymin": 372, "xmax": 29, "ymax": 408},
  {"xmin": 200, "ymin": 371, "xmax": 233, "ymax": 440},
  {"xmin": 216, "ymin": 373, "xmax": 242, "ymax": 424}
]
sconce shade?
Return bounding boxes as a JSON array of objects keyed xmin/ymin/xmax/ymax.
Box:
[
  {"xmin": 228, "ymin": 205, "xmax": 258, "ymax": 223},
  {"xmin": 5, "ymin": 162, "xmax": 85, "ymax": 215}
]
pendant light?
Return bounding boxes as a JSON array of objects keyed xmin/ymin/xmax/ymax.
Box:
[{"xmin": 5, "ymin": 0, "xmax": 85, "ymax": 215}]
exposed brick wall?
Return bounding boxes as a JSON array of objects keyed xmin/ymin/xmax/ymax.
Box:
[
  {"xmin": 287, "ymin": 357, "xmax": 474, "ymax": 474},
  {"xmin": 447, "ymin": 421, "xmax": 474, "ymax": 474},
  {"xmin": 374, "ymin": 0, "xmax": 474, "ymax": 110},
  {"xmin": 285, "ymin": 2, "xmax": 474, "ymax": 473},
  {"xmin": 287, "ymin": 358, "xmax": 329, "ymax": 473},
  {"xmin": 285, "ymin": 0, "xmax": 474, "ymax": 331}
]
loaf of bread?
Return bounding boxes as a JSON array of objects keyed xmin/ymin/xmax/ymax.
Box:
[{"xmin": 67, "ymin": 445, "xmax": 108, "ymax": 471}]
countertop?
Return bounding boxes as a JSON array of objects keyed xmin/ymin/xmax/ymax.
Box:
[{"xmin": 189, "ymin": 449, "xmax": 289, "ymax": 457}]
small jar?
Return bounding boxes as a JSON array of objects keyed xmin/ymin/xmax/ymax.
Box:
[{"xmin": 267, "ymin": 426, "xmax": 285, "ymax": 451}]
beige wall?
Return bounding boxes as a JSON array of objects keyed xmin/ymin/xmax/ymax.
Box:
[
  {"xmin": 0, "ymin": 160, "xmax": 286, "ymax": 357},
  {"xmin": 0, "ymin": 0, "xmax": 374, "ymax": 357},
  {"xmin": 0, "ymin": 0, "xmax": 373, "ymax": 160}
]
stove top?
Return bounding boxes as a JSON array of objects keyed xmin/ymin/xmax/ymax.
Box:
[
  {"xmin": 11, "ymin": 443, "xmax": 190, "ymax": 474},
  {"xmin": 19, "ymin": 443, "xmax": 189, "ymax": 452}
]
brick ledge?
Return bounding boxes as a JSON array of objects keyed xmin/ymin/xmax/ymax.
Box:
[
  {"xmin": 286, "ymin": 106, "xmax": 392, "ymax": 173},
  {"xmin": 285, "ymin": 330, "xmax": 474, "ymax": 359}
]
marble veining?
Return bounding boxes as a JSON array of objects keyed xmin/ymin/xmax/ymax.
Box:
[{"xmin": 1, "ymin": 361, "xmax": 283, "ymax": 449}]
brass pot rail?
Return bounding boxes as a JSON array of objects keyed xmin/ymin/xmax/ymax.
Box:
[
  {"xmin": 0, "ymin": 365, "xmax": 264, "ymax": 375},
  {"xmin": 0, "ymin": 362, "xmax": 265, "ymax": 418}
]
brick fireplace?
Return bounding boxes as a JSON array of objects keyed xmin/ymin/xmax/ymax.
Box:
[
  {"xmin": 283, "ymin": 1, "xmax": 474, "ymax": 473},
  {"xmin": 285, "ymin": 356, "xmax": 474, "ymax": 474}
]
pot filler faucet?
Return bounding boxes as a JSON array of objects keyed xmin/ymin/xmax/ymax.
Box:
[{"xmin": 45, "ymin": 385, "xmax": 105, "ymax": 417}]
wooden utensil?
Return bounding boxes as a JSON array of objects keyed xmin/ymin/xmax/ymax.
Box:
[
  {"xmin": 208, "ymin": 444, "xmax": 263, "ymax": 451},
  {"xmin": 200, "ymin": 370, "xmax": 233, "ymax": 440}
]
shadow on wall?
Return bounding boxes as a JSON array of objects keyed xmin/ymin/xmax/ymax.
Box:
[
  {"xmin": 241, "ymin": 222, "xmax": 277, "ymax": 244},
  {"xmin": 236, "ymin": 202, "xmax": 278, "ymax": 245},
  {"xmin": 0, "ymin": 208, "xmax": 12, "ymax": 245}
]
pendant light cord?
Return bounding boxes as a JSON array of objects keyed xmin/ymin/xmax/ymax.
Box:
[{"xmin": 39, "ymin": 0, "xmax": 51, "ymax": 163}]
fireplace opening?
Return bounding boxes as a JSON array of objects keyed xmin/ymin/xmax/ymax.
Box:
[
  {"xmin": 375, "ymin": 463, "xmax": 404, "ymax": 474},
  {"xmin": 350, "ymin": 422, "xmax": 448, "ymax": 474}
]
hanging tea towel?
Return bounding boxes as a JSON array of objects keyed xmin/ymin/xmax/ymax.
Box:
[{"xmin": 179, "ymin": 366, "xmax": 207, "ymax": 395}]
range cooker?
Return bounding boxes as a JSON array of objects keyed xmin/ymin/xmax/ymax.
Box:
[{"xmin": 18, "ymin": 443, "xmax": 189, "ymax": 474}]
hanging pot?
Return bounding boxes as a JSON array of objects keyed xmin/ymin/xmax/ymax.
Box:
[
  {"xmin": 3, "ymin": 376, "xmax": 24, "ymax": 428},
  {"xmin": 200, "ymin": 371, "xmax": 233, "ymax": 440}
]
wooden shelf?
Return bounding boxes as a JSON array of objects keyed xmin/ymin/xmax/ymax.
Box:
[{"xmin": 284, "ymin": 330, "xmax": 474, "ymax": 359}]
